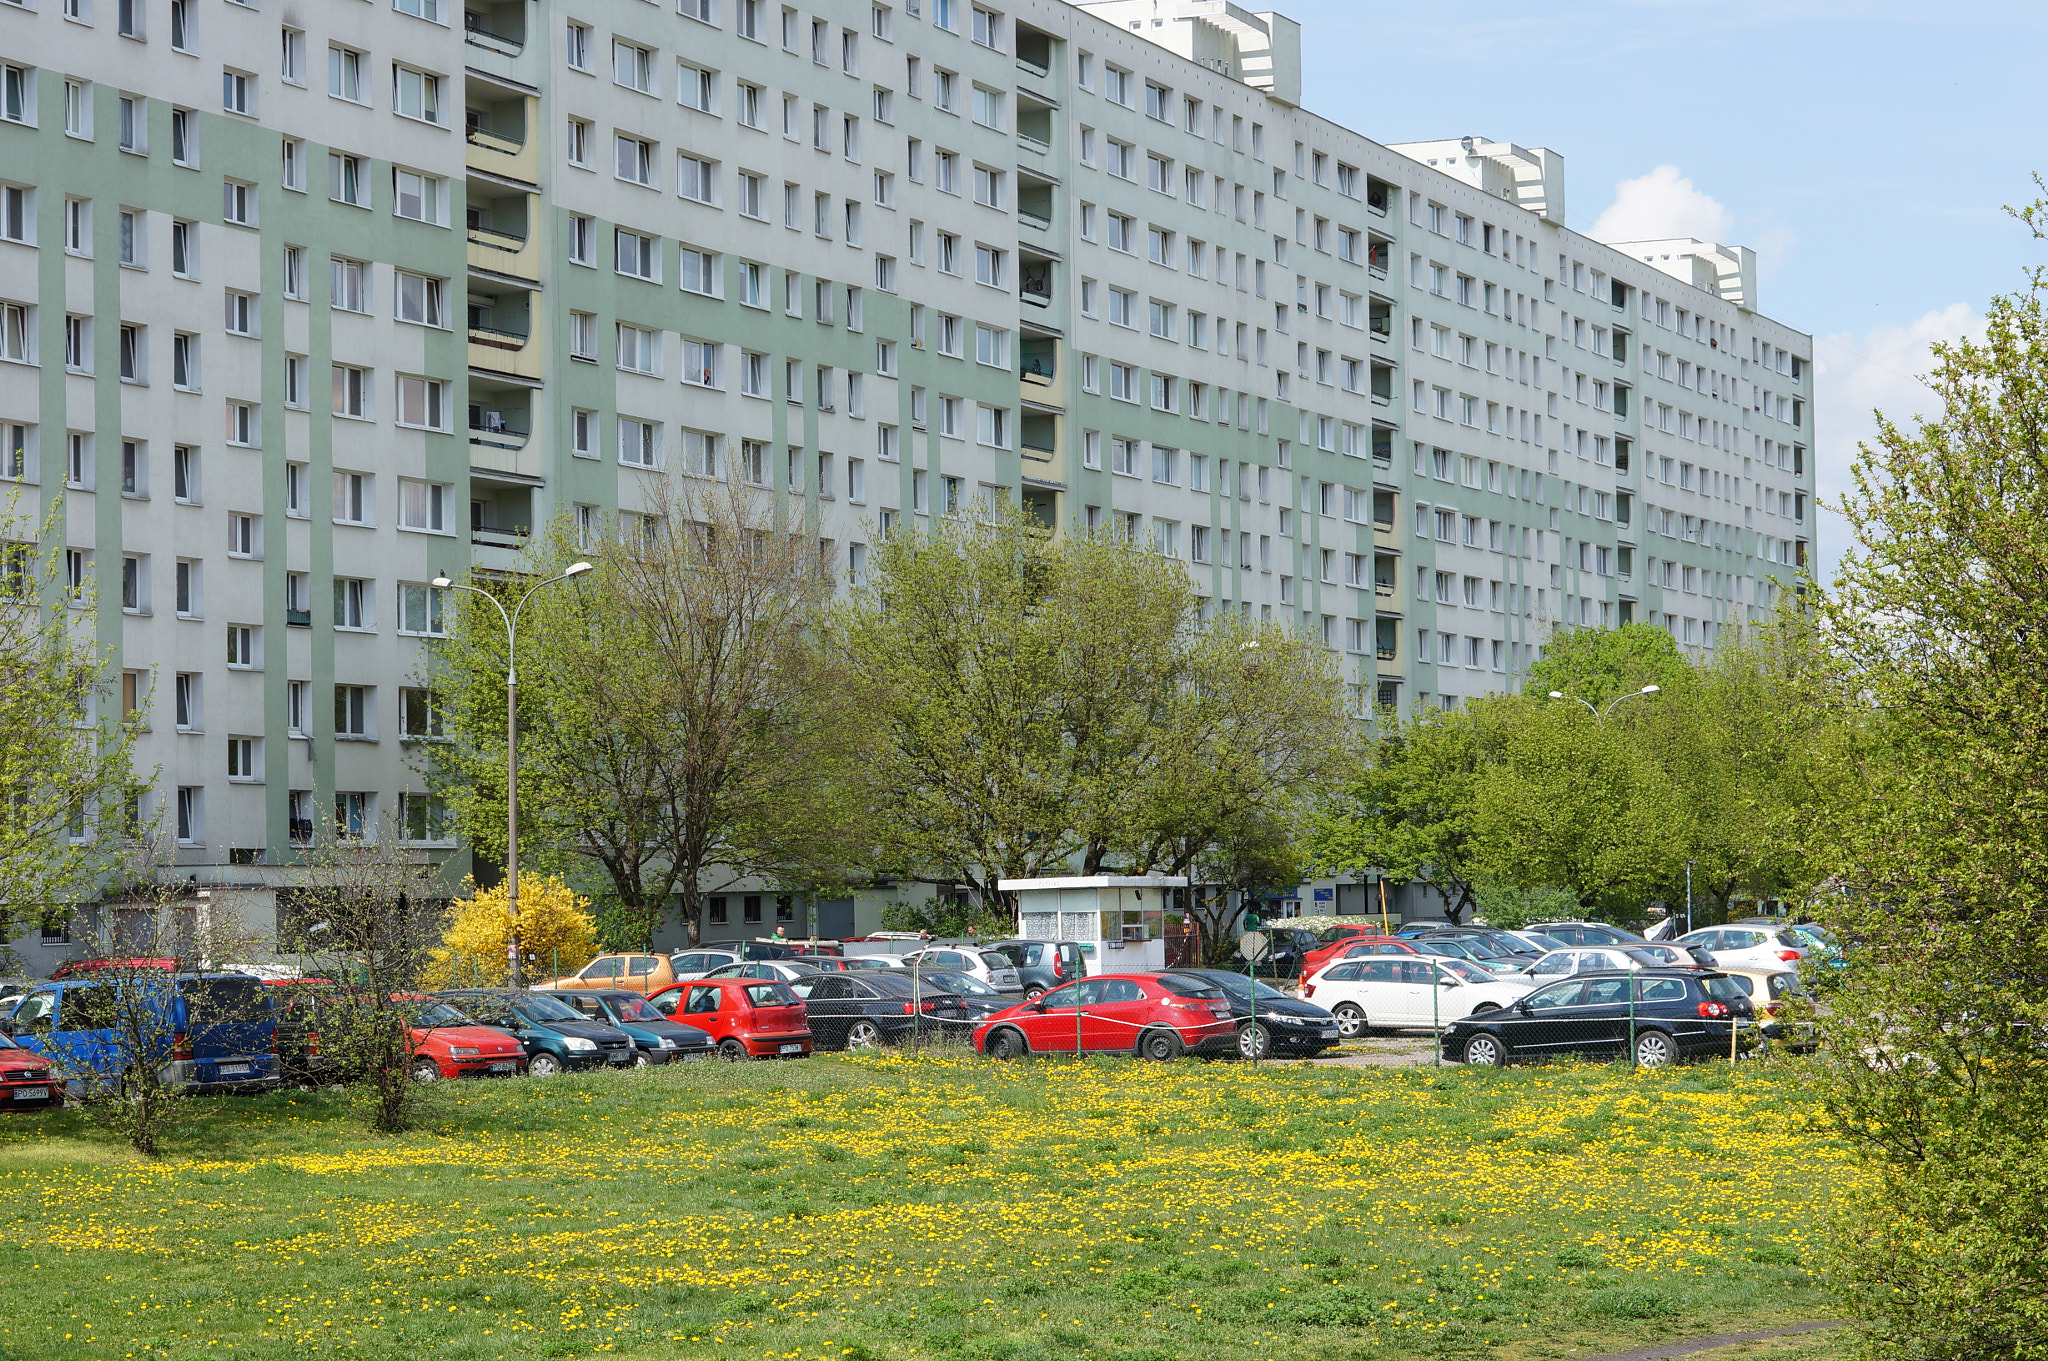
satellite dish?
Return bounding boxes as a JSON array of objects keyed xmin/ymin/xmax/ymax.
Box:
[{"xmin": 1238, "ymin": 931, "xmax": 1271, "ymax": 962}]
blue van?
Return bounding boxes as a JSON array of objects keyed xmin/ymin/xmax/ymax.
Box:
[{"xmin": 2, "ymin": 973, "xmax": 281, "ymax": 1094}]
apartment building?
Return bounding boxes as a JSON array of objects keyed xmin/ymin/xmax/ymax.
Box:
[{"xmin": 0, "ymin": 0, "xmax": 1812, "ymax": 952}]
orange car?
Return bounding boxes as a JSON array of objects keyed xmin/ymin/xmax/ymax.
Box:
[{"xmin": 534, "ymin": 953, "xmax": 678, "ymax": 995}]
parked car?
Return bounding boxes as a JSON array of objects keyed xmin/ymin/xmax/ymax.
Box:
[
  {"xmin": 1715, "ymin": 967, "xmax": 1817, "ymax": 1048},
  {"xmin": 552, "ymin": 989, "xmax": 717, "ymax": 1064},
  {"xmin": 1524, "ymin": 921, "xmax": 1647, "ymax": 948},
  {"xmin": 394, "ymin": 998, "xmax": 531, "ymax": 1081},
  {"xmin": 531, "ymin": 953, "xmax": 681, "ymax": 996},
  {"xmin": 1299, "ymin": 933, "xmax": 1424, "ymax": 981},
  {"xmin": 49, "ymin": 956, "xmax": 178, "ymax": 981},
  {"xmin": 1303, "ymin": 956, "xmax": 1534, "ymax": 1036},
  {"xmin": 665, "ymin": 943, "xmax": 797, "ymax": 981},
  {"xmin": 897, "ymin": 948, "xmax": 1023, "ymax": 993},
  {"xmin": 980, "ymin": 939, "xmax": 1087, "ymax": 1000},
  {"xmin": 974, "ymin": 972, "xmax": 1237, "ymax": 1061},
  {"xmin": 646, "ymin": 978, "xmax": 813, "ymax": 1060},
  {"xmin": 1518, "ymin": 946, "xmax": 1675, "ymax": 981},
  {"xmin": 788, "ymin": 972, "xmax": 981, "ymax": 1049},
  {"xmin": 1165, "ymin": 968, "xmax": 1340, "ymax": 1059},
  {"xmin": 0, "ymin": 1032, "xmax": 63, "ymax": 1110},
  {"xmin": 702, "ymin": 960, "xmax": 821, "ymax": 985},
  {"xmin": 1672, "ymin": 926, "xmax": 1807, "ymax": 971},
  {"xmin": 886, "ymin": 969, "xmax": 1012, "ymax": 1025},
  {"xmin": 2, "ymin": 973, "xmax": 280, "ymax": 1094},
  {"xmin": 1308, "ymin": 923, "xmax": 1391, "ymax": 946},
  {"xmin": 432, "ymin": 989, "xmax": 637, "ymax": 1075},
  {"xmin": 1631, "ymin": 942, "xmax": 1719, "ymax": 969},
  {"xmin": 1249, "ymin": 928, "xmax": 1319, "ymax": 978},
  {"xmin": 1407, "ymin": 935, "xmax": 1525, "ymax": 976},
  {"xmin": 1504, "ymin": 931, "xmax": 1569, "ymax": 954},
  {"xmin": 1446, "ymin": 969, "xmax": 1755, "ymax": 1068},
  {"xmin": 0, "ymin": 978, "xmax": 36, "ymax": 1010},
  {"xmin": 264, "ymin": 977, "xmax": 339, "ymax": 1084}
]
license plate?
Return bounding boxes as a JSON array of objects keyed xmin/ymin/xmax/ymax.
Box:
[
  {"xmin": 1320, "ymin": 1028, "xmax": 1339, "ymax": 1038},
  {"xmin": 779, "ymin": 1043, "xmax": 804, "ymax": 1054},
  {"xmin": 218, "ymin": 1064, "xmax": 250, "ymax": 1076},
  {"xmin": 13, "ymin": 1087, "xmax": 48, "ymax": 1100},
  {"xmin": 488, "ymin": 1061, "xmax": 515, "ymax": 1073},
  {"xmin": 607, "ymin": 1052, "xmax": 631, "ymax": 1064}
]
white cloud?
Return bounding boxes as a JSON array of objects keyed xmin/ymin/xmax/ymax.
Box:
[
  {"xmin": 1588, "ymin": 165, "xmax": 1734, "ymax": 245},
  {"xmin": 1812, "ymin": 303, "xmax": 1985, "ymax": 582}
]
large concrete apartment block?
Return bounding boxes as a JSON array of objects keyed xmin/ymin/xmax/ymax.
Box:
[{"xmin": 0, "ymin": 0, "xmax": 1813, "ymax": 953}]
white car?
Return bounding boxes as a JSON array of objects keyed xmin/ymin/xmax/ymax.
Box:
[
  {"xmin": 702, "ymin": 960, "xmax": 820, "ymax": 985},
  {"xmin": 1516, "ymin": 946, "xmax": 1669, "ymax": 983},
  {"xmin": 1301, "ymin": 955, "xmax": 1533, "ymax": 1035},
  {"xmin": 1672, "ymin": 926, "xmax": 1806, "ymax": 971},
  {"xmin": 897, "ymin": 947, "xmax": 1022, "ymax": 993}
]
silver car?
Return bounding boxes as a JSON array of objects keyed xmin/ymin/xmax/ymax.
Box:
[
  {"xmin": 1517, "ymin": 946, "xmax": 1671, "ymax": 981},
  {"xmin": 897, "ymin": 948, "xmax": 1022, "ymax": 993}
]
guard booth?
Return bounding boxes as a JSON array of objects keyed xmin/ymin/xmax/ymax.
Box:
[{"xmin": 997, "ymin": 875, "xmax": 1189, "ymax": 976}]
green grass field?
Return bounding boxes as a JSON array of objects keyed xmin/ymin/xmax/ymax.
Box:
[{"xmin": 0, "ymin": 1054, "xmax": 1849, "ymax": 1361}]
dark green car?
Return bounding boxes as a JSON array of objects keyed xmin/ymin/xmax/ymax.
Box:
[
  {"xmin": 554, "ymin": 990, "xmax": 717, "ymax": 1064},
  {"xmin": 434, "ymin": 990, "xmax": 635, "ymax": 1075}
]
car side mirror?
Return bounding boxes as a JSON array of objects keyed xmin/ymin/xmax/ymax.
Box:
[{"xmin": 1031, "ymin": 1001, "xmax": 1048, "ymax": 1013}]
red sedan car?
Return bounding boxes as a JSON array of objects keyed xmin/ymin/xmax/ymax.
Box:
[
  {"xmin": 973, "ymin": 972, "xmax": 1235, "ymax": 1061},
  {"xmin": 647, "ymin": 978, "xmax": 813, "ymax": 1061},
  {"xmin": 0, "ymin": 1033, "xmax": 61, "ymax": 1109},
  {"xmin": 402, "ymin": 999, "xmax": 530, "ymax": 1081}
]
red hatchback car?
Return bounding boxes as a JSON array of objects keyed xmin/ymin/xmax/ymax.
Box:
[
  {"xmin": 973, "ymin": 972, "xmax": 1235, "ymax": 1061},
  {"xmin": 0, "ymin": 1033, "xmax": 61, "ymax": 1110},
  {"xmin": 402, "ymin": 998, "xmax": 530, "ymax": 1081},
  {"xmin": 647, "ymin": 978, "xmax": 813, "ymax": 1060}
]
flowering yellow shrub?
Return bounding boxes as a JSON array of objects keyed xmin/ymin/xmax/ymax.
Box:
[{"xmin": 417, "ymin": 873, "xmax": 597, "ymax": 988}]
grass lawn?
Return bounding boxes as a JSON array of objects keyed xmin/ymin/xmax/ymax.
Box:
[{"xmin": 0, "ymin": 1053, "xmax": 1851, "ymax": 1361}]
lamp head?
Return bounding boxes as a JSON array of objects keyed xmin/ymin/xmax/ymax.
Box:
[
  {"xmin": 430, "ymin": 575, "xmax": 453, "ymax": 589},
  {"xmin": 564, "ymin": 561, "xmax": 594, "ymax": 578},
  {"xmin": 1640, "ymin": 684, "xmax": 1661, "ymax": 694},
  {"xmin": 1548, "ymin": 691, "xmax": 1564, "ymax": 700}
]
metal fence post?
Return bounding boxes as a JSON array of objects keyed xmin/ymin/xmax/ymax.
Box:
[{"xmin": 1628, "ymin": 970, "xmax": 1639, "ymax": 1069}]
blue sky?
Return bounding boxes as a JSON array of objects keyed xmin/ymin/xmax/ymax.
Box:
[{"xmin": 1279, "ymin": 0, "xmax": 2048, "ymax": 577}]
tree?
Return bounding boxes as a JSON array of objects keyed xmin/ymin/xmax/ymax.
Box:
[
  {"xmin": 1804, "ymin": 194, "xmax": 2048, "ymax": 1361},
  {"xmin": 286, "ymin": 825, "xmax": 442, "ymax": 1133},
  {"xmin": 837, "ymin": 510, "xmax": 1350, "ymax": 910},
  {"xmin": 0, "ymin": 494, "xmax": 148, "ymax": 951},
  {"xmin": 1187, "ymin": 807, "xmax": 1307, "ymax": 963},
  {"xmin": 420, "ymin": 874, "xmax": 597, "ymax": 988},
  {"xmin": 1522, "ymin": 620, "xmax": 1691, "ymax": 706},
  {"xmin": 1304, "ymin": 703, "xmax": 1503, "ymax": 924},
  {"xmin": 430, "ymin": 478, "xmax": 863, "ymax": 948}
]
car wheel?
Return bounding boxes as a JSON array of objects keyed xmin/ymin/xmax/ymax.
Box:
[
  {"xmin": 1332, "ymin": 1003, "xmax": 1366, "ymax": 1038},
  {"xmin": 1462, "ymin": 1033, "xmax": 1508, "ymax": 1067},
  {"xmin": 1023, "ymin": 986, "xmax": 1047, "ymax": 1002},
  {"xmin": 1236, "ymin": 1022, "xmax": 1273, "ymax": 1061},
  {"xmin": 718, "ymin": 1038, "xmax": 750, "ymax": 1063},
  {"xmin": 846, "ymin": 1020, "xmax": 886, "ymax": 1051},
  {"xmin": 1634, "ymin": 1030, "xmax": 1677, "ymax": 1068},
  {"xmin": 985, "ymin": 1027, "xmax": 1027, "ymax": 1061},
  {"xmin": 1470, "ymin": 1002, "xmax": 1502, "ymax": 1014},
  {"xmin": 1138, "ymin": 1029, "xmax": 1183, "ymax": 1062},
  {"xmin": 527, "ymin": 1053, "xmax": 562, "ymax": 1078},
  {"xmin": 409, "ymin": 1058, "xmax": 441, "ymax": 1083},
  {"xmin": 632, "ymin": 1051, "xmax": 652, "ymax": 1068}
]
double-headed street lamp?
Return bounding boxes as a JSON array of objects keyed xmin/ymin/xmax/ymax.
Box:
[
  {"xmin": 1547, "ymin": 683, "xmax": 1661, "ymax": 724},
  {"xmin": 430, "ymin": 562, "xmax": 592, "ymax": 989}
]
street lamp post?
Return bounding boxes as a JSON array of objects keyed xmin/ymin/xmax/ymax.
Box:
[
  {"xmin": 430, "ymin": 562, "xmax": 593, "ymax": 989},
  {"xmin": 1546, "ymin": 684, "xmax": 1661, "ymax": 725}
]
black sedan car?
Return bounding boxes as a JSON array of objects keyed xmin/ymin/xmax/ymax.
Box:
[
  {"xmin": 554, "ymin": 989, "xmax": 717, "ymax": 1063},
  {"xmin": 1445, "ymin": 969, "xmax": 1755, "ymax": 1068},
  {"xmin": 791, "ymin": 971, "xmax": 980, "ymax": 1050},
  {"xmin": 1165, "ymin": 968, "xmax": 1341, "ymax": 1059}
]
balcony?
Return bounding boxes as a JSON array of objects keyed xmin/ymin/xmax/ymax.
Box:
[
  {"xmin": 464, "ymin": 113, "xmax": 537, "ymax": 185},
  {"xmin": 1019, "ymin": 257, "xmax": 1054, "ymax": 310},
  {"xmin": 467, "ymin": 221, "xmax": 539, "ymax": 283},
  {"xmin": 464, "ymin": 12, "xmax": 523, "ymax": 55},
  {"xmin": 285, "ymin": 608, "xmax": 311, "ymax": 628},
  {"xmin": 468, "ymin": 321, "xmax": 541, "ymax": 381}
]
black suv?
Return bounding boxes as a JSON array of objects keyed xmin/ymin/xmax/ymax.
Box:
[{"xmin": 982, "ymin": 940, "xmax": 1086, "ymax": 1000}]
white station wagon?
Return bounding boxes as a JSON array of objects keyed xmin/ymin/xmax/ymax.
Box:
[{"xmin": 1303, "ymin": 955, "xmax": 1535, "ymax": 1036}]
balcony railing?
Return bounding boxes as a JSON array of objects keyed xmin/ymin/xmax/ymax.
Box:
[
  {"xmin": 465, "ymin": 126, "xmax": 524, "ymax": 157},
  {"xmin": 468, "ymin": 224, "xmax": 527, "ymax": 255},
  {"xmin": 468, "ymin": 323, "xmax": 529, "ymax": 350},
  {"xmin": 285, "ymin": 608, "xmax": 311, "ymax": 627},
  {"xmin": 1377, "ymin": 645, "xmax": 1397, "ymax": 661},
  {"xmin": 1021, "ymin": 440, "xmax": 1055, "ymax": 461},
  {"xmin": 1016, "ymin": 54, "xmax": 1050, "ymax": 79},
  {"xmin": 1018, "ymin": 205, "xmax": 1051, "ymax": 230},
  {"xmin": 472, "ymin": 526, "xmax": 528, "ymax": 549},
  {"xmin": 463, "ymin": 17, "xmax": 524, "ymax": 55},
  {"xmin": 1374, "ymin": 581, "xmax": 1394, "ymax": 598}
]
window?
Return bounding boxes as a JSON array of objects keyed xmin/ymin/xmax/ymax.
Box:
[
  {"xmin": 615, "ymin": 229, "xmax": 658, "ymax": 280},
  {"xmin": 0, "ymin": 302, "xmax": 31, "ymax": 365},
  {"xmin": 395, "ymin": 375, "xmax": 448, "ymax": 430},
  {"xmin": 333, "ymin": 577, "xmax": 374, "ymax": 632},
  {"xmin": 393, "ymin": 271, "xmax": 446, "ymax": 328},
  {"xmin": 331, "ymin": 365, "xmax": 371, "ymax": 420},
  {"xmin": 329, "ymin": 46, "xmax": 364, "ymax": 101},
  {"xmin": 226, "ymin": 624, "xmax": 259, "ymax": 668},
  {"xmin": 393, "ymin": 170, "xmax": 443, "ymax": 224},
  {"xmin": 329, "ymin": 153, "xmax": 368, "ymax": 207},
  {"xmin": 392, "ymin": 65, "xmax": 443, "ymax": 123},
  {"xmin": 334, "ymin": 685, "xmax": 374, "ymax": 738},
  {"xmin": 223, "ymin": 290, "xmax": 257, "ymax": 337},
  {"xmin": 222, "ymin": 69, "xmax": 256, "ymax": 117},
  {"xmin": 619, "ymin": 417, "xmax": 660, "ymax": 468},
  {"xmin": 118, "ymin": 326, "xmax": 146, "ymax": 384},
  {"xmin": 0, "ymin": 184, "xmax": 30, "ymax": 244},
  {"xmin": 616, "ymin": 135, "xmax": 656, "ymax": 186},
  {"xmin": 616, "ymin": 324, "xmax": 660, "ymax": 375},
  {"xmin": 331, "ymin": 256, "xmax": 368, "ymax": 312},
  {"xmin": 222, "ymin": 179, "xmax": 256, "ymax": 226},
  {"xmin": 679, "ymin": 155, "xmax": 719, "ymax": 204},
  {"xmin": 63, "ymin": 315, "xmax": 91, "ymax": 373},
  {"xmin": 398, "ymin": 582, "xmax": 446, "ymax": 636},
  {"xmin": 613, "ymin": 40, "xmax": 654, "ymax": 93},
  {"xmin": 226, "ymin": 402, "xmax": 258, "ymax": 446}
]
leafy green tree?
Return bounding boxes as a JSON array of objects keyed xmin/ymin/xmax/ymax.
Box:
[
  {"xmin": 1523, "ymin": 621, "xmax": 1691, "ymax": 706},
  {"xmin": 0, "ymin": 496, "xmax": 148, "ymax": 951},
  {"xmin": 837, "ymin": 510, "xmax": 1349, "ymax": 910},
  {"xmin": 1806, "ymin": 195, "xmax": 2048, "ymax": 1361},
  {"xmin": 430, "ymin": 480, "xmax": 864, "ymax": 948},
  {"xmin": 1471, "ymin": 881, "xmax": 1580, "ymax": 931}
]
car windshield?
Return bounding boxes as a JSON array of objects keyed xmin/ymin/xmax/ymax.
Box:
[
  {"xmin": 513, "ymin": 994, "xmax": 585, "ymax": 1022},
  {"xmin": 403, "ymin": 1001, "xmax": 473, "ymax": 1027},
  {"xmin": 1792, "ymin": 924, "xmax": 1834, "ymax": 946},
  {"xmin": 1201, "ymin": 973, "xmax": 1291, "ymax": 1003},
  {"xmin": 609, "ymin": 996, "xmax": 664, "ymax": 1022},
  {"xmin": 977, "ymin": 952, "xmax": 1013, "ymax": 972},
  {"xmin": 0, "ymin": 1034, "xmax": 16, "ymax": 1050},
  {"xmin": 1517, "ymin": 932, "xmax": 1567, "ymax": 952},
  {"xmin": 1417, "ymin": 939, "xmax": 1479, "ymax": 960}
]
